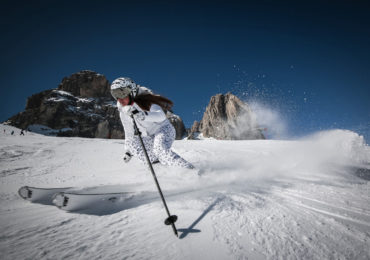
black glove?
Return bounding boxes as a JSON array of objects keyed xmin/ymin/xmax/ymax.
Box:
[
  {"xmin": 130, "ymin": 109, "xmax": 146, "ymax": 121},
  {"xmin": 123, "ymin": 152, "xmax": 132, "ymax": 163}
]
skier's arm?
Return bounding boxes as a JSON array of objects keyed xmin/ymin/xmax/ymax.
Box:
[{"xmin": 119, "ymin": 110, "xmax": 135, "ymax": 154}]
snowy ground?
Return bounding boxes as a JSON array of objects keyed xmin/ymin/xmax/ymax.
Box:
[{"xmin": 1, "ymin": 124, "xmax": 369, "ymax": 260}]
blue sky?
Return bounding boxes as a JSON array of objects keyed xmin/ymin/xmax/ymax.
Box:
[{"xmin": 1, "ymin": 1, "xmax": 369, "ymax": 140}]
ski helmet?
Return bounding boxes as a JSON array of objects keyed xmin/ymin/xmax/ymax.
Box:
[{"xmin": 110, "ymin": 77, "xmax": 138, "ymax": 100}]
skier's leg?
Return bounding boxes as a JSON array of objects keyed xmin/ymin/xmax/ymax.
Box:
[
  {"xmin": 125, "ymin": 136, "xmax": 158, "ymax": 163},
  {"xmin": 153, "ymin": 123, "xmax": 194, "ymax": 168}
]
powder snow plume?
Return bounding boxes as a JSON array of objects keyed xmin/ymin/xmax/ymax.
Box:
[
  {"xmin": 186, "ymin": 129, "xmax": 370, "ymax": 191},
  {"xmin": 249, "ymin": 101, "xmax": 289, "ymax": 139}
]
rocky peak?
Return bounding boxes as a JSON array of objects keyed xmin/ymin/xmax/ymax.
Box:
[
  {"xmin": 187, "ymin": 121, "xmax": 200, "ymax": 140},
  {"xmin": 58, "ymin": 70, "xmax": 111, "ymax": 98},
  {"xmin": 190, "ymin": 93, "xmax": 264, "ymax": 140}
]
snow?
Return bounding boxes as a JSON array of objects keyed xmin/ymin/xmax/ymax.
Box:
[
  {"xmin": 1, "ymin": 123, "xmax": 369, "ymax": 259},
  {"xmin": 49, "ymin": 90, "xmax": 97, "ymax": 104},
  {"xmin": 77, "ymin": 98, "xmax": 95, "ymax": 103},
  {"xmin": 46, "ymin": 96, "xmax": 72, "ymax": 103},
  {"xmin": 53, "ymin": 90, "xmax": 74, "ymax": 97}
]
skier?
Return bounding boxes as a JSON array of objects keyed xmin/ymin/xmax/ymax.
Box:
[{"xmin": 111, "ymin": 77, "xmax": 194, "ymax": 169}]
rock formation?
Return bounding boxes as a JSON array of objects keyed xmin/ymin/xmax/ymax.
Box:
[
  {"xmin": 187, "ymin": 121, "xmax": 200, "ymax": 140},
  {"xmin": 189, "ymin": 93, "xmax": 265, "ymax": 140},
  {"xmin": 58, "ymin": 70, "xmax": 111, "ymax": 98},
  {"xmin": 6, "ymin": 70, "xmax": 186, "ymax": 139},
  {"xmin": 166, "ymin": 111, "xmax": 186, "ymax": 140}
]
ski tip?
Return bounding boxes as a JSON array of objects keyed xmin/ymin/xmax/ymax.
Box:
[
  {"xmin": 52, "ymin": 192, "xmax": 69, "ymax": 208},
  {"xmin": 18, "ymin": 186, "xmax": 32, "ymax": 200}
]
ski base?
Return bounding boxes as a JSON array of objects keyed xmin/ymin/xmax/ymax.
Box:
[
  {"xmin": 52, "ymin": 191, "xmax": 132, "ymax": 212},
  {"xmin": 18, "ymin": 186, "xmax": 72, "ymax": 205}
]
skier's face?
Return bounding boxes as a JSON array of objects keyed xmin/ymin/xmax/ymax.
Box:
[{"xmin": 118, "ymin": 96, "xmax": 130, "ymax": 106}]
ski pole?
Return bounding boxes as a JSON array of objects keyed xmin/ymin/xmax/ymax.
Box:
[{"xmin": 131, "ymin": 115, "xmax": 178, "ymax": 237}]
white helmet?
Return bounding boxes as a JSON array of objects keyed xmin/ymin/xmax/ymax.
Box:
[{"xmin": 110, "ymin": 77, "xmax": 138, "ymax": 100}]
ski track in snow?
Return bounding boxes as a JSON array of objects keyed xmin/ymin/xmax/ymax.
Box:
[{"xmin": 0, "ymin": 124, "xmax": 369, "ymax": 260}]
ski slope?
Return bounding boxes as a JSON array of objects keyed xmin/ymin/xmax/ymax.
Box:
[{"xmin": 1, "ymin": 124, "xmax": 369, "ymax": 259}]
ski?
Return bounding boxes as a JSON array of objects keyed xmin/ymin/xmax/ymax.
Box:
[
  {"xmin": 18, "ymin": 184, "xmax": 180, "ymax": 225},
  {"xmin": 18, "ymin": 186, "xmax": 73, "ymax": 205},
  {"xmin": 52, "ymin": 191, "xmax": 136, "ymax": 212}
]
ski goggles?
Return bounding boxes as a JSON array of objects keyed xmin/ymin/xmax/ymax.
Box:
[{"xmin": 111, "ymin": 87, "xmax": 131, "ymax": 100}]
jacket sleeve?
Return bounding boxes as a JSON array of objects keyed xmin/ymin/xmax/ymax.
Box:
[
  {"xmin": 119, "ymin": 112, "xmax": 134, "ymax": 139},
  {"xmin": 143, "ymin": 104, "xmax": 167, "ymax": 123},
  {"xmin": 117, "ymin": 102, "xmax": 135, "ymax": 152}
]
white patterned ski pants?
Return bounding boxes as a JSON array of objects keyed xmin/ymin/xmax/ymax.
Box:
[{"xmin": 126, "ymin": 122, "xmax": 193, "ymax": 168}]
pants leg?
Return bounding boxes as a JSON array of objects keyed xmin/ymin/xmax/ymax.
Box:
[
  {"xmin": 126, "ymin": 136, "xmax": 158, "ymax": 163},
  {"xmin": 152, "ymin": 123, "xmax": 194, "ymax": 168}
]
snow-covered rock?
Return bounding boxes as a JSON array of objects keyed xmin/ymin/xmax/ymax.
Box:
[{"xmin": 5, "ymin": 71, "xmax": 186, "ymax": 139}]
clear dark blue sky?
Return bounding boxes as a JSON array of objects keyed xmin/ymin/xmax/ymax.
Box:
[{"xmin": 1, "ymin": 1, "xmax": 369, "ymax": 140}]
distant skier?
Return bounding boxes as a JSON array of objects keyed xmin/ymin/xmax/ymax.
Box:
[
  {"xmin": 20, "ymin": 130, "xmax": 25, "ymax": 136},
  {"xmin": 11, "ymin": 130, "xmax": 14, "ymax": 135},
  {"xmin": 111, "ymin": 77, "xmax": 194, "ymax": 169}
]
